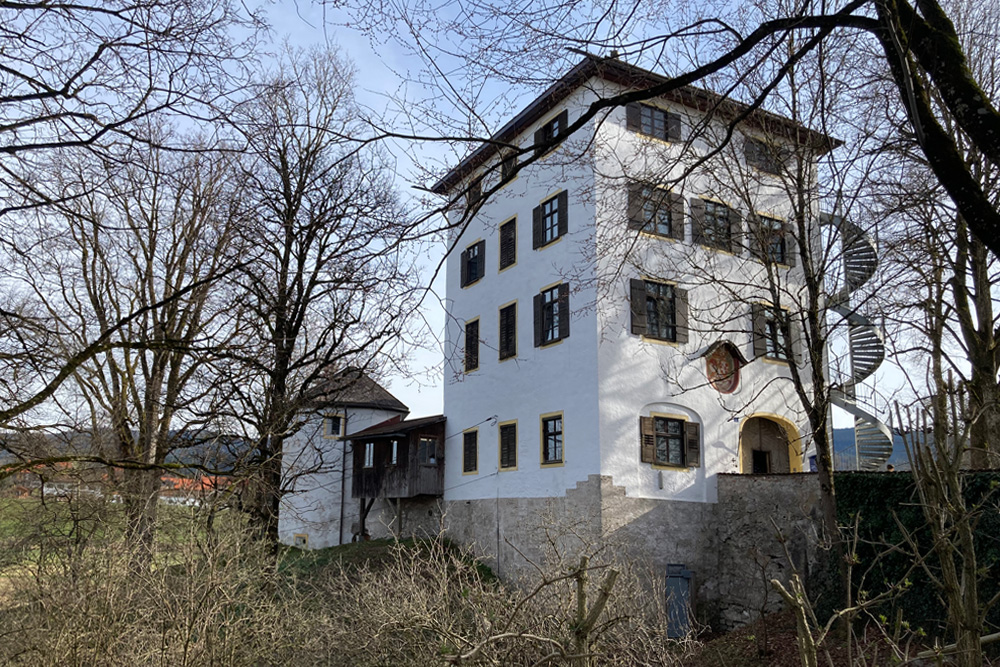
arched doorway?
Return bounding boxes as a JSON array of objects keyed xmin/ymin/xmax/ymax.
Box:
[{"xmin": 740, "ymin": 416, "xmax": 794, "ymax": 473}]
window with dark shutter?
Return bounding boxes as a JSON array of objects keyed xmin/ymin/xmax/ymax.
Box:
[
  {"xmin": 463, "ymin": 431, "xmax": 478, "ymax": 473},
  {"xmin": 464, "ymin": 319, "xmax": 479, "ymax": 371},
  {"xmin": 628, "ymin": 182, "xmax": 676, "ymax": 238},
  {"xmin": 533, "ymin": 191, "xmax": 566, "ymax": 248},
  {"xmin": 501, "ymin": 152, "xmax": 518, "ymax": 182},
  {"xmin": 639, "ymin": 416, "xmax": 700, "ymax": 468},
  {"xmin": 745, "ymin": 138, "xmax": 783, "ymax": 175},
  {"xmin": 499, "ymin": 422, "xmax": 517, "ymax": 469},
  {"xmin": 499, "ymin": 219, "xmax": 516, "ymax": 270},
  {"xmin": 684, "ymin": 422, "xmax": 701, "ymax": 468},
  {"xmin": 535, "ymin": 283, "xmax": 570, "ymax": 346},
  {"xmin": 632, "ymin": 279, "xmax": 688, "ymax": 344},
  {"xmin": 702, "ymin": 200, "xmax": 734, "ymax": 252},
  {"xmin": 461, "ymin": 240, "xmax": 486, "ymax": 286},
  {"xmin": 750, "ymin": 215, "xmax": 790, "ymax": 265},
  {"xmin": 499, "ymin": 303, "xmax": 516, "ymax": 360},
  {"xmin": 534, "ymin": 109, "xmax": 569, "ymax": 157},
  {"xmin": 541, "ymin": 414, "xmax": 563, "ymax": 464},
  {"xmin": 625, "ymin": 102, "xmax": 682, "ymax": 142},
  {"xmin": 752, "ymin": 304, "xmax": 789, "ymax": 362},
  {"xmin": 467, "ymin": 177, "xmax": 483, "ymax": 209}
]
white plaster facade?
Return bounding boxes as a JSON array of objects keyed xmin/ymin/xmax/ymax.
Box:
[
  {"xmin": 278, "ymin": 391, "xmax": 409, "ymax": 549},
  {"xmin": 438, "ymin": 57, "xmax": 819, "ymax": 508}
]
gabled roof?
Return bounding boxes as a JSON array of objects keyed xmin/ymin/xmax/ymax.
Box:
[
  {"xmin": 348, "ymin": 415, "xmax": 446, "ymax": 440},
  {"xmin": 307, "ymin": 368, "xmax": 409, "ymax": 413},
  {"xmin": 431, "ymin": 54, "xmax": 840, "ymax": 195}
]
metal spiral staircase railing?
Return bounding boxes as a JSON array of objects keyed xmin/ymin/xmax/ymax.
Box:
[{"xmin": 820, "ymin": 213, "xmax": 894, "ymax": 470}]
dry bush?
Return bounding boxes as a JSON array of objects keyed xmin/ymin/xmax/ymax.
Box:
[{"xmin": 0, "ymin": 500, "xmax": 693, "ymax": 666}]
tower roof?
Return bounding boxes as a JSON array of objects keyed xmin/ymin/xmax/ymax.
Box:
[
  {"xmin": 308, "ymin": 368, "xmax": 409, "ymax": 413},
  {"xmin": 431, "ymin": 53, "xmax": 840, "ymax": 195}
]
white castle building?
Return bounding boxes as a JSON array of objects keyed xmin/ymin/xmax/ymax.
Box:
[{"xmin": 280, "ymin": 54, "xmax": 847, "ymax": 626}]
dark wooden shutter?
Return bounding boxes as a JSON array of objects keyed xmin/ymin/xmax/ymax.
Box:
[
  {"xmin": 556, "ymin": 109, "xmax": 568, "ymax": 137},
  {"xmin": 532, "ymin": 205, "xmax": 543, "ymax": 249},
  {"xmin": 667, "ymin": 112, "xmax": 682, "ymax": 142},
  {"xmin": 465, "ymin": 320, "xmax": 479, "ymax": 371},
  {"xmin": 690, "ymin": 198, "xmax": 705, "ymax": 245},
  {"xmin": 499, "ymin": 304, "xmax": 516, "ymax": 359},
  {"xmin": 463, "ymin": 432, "xmax": 477, "ymax": 473},
  {"xmin": 627, "ymin": 182, "xmax": 645, "ymax": 230},
  {"xmin": 558, "ymin": 282, "xmax": 570, "ymax": 340},
  {"xmin": 789, "ymin": 318, "xmax": 801, "ymax": 365},
  {"xmin": 630, "ymin": 279, "xmax": 648, "ymax": 335},
  {"xmin": 640, "ymin": 416, "xmax": 655, "ymax": 463},
  {"xmin": 729, "ymin": 208, "xmax": 742, "ymax": 255},
  {"xmin": 745, "ymin": 138, "xmax": 760, "ymax": 168},
  {"xmin": 533, "ymin": 293, "xmax": 544, "ymax": 347},
  {"xmin": 747, "ymin": 214, "xmax": 765, "ymax": 262},
  {"xmin": 500, "ymin": 424, "xmax": 516, "ymax": 469},
  {"xmin": 475, "ymin": 239, "xmax": 486, "ymax": 278},
  {"xmin": 460, "ymin": 248, "xmax": 469, "ymax": 286},
  {"xmin": 674, "ymin": 287, "xmax": 689, "ymax": 344},
  {"xmin": 557, "ymin": 190, "xmax": 569, "ymax": 238},
  {"xmin": 784, "ymin": 222, "xmax": 797, "ymax": 267},
  {"xmin": 626, "ymin": 102, "xmax": 641, "ymax": 132},
  {"xmin": 669, "ymin": 192, "xmax": 685, "ymax": 240},
  {"xmin": 684, "ymin": 422, "xmax": 701, "ymax": 468},
  {"xmin": 752, "ymin": 304, "xmax": 767, "ymax": 357},
  {"xmin": 500, "ymin": 220, "xmax": 516, "ymax": 268},
  {"xmin": 534, "ymin": 126, "xmax": 545, "ymax": 157}
]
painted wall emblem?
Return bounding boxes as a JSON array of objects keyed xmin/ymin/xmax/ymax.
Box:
[{"xmin": 706, "ymin": 342, "xmax": 741, "ymax": 394}]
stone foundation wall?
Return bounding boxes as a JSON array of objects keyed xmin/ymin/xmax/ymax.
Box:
[{"xmin": 436, "ymin": 473, "xmax": 822, "ymax": 632}]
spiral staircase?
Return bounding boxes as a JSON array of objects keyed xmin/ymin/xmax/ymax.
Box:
[{"xmin": 820, "ymin": 213, "xmax": 894, "ymax": 470}]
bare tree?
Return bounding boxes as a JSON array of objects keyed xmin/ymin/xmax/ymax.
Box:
[
  {"xmin": 209, "ymin": 48, "xmax": 423, "ymax": 546},
  {"xmin": 5, "ymin": 136, "xmax": 246, "ymax": 561},
  {"xmin": 0, "ymin": 0, "xmax": 262, "ymax": 427}
]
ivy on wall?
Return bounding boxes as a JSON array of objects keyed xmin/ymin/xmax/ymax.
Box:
[{"xmin": 834, "ymin": 471, "xmax": 1000, "ymax": 638}]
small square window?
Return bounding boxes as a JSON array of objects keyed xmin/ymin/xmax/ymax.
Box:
[
  {"xmin": 654, "ymin": 417, "xmax": 685, "ymax": 467},
  {"xmin": 745, "ymin": 138, "xmax": 784, "ymax": 175},
  {"xmin": 467, "ymin": 177, "xmax": 483, "ymax": 208},
  {"xmin": 752, "ymin": 216, "xmax": 788, "ymax": 265},
  {"xmin": 535, "ymin": 110, "xmax": 568, "ymax": 156},
  {"xmin": 702, "ymin": 200, "xmax": 734, "ymax": 252},
  {"xmin": 753, "ymin": 304, "xmax": 791, "ymax": 362},
  {"xmin": 541, "ymin": 415, "xmax": 563, "ymax": 465},
  {"xmin": 629, "ymin": 183, "xmax": 675, "ymax": 237},
  {"xmin": 293, "ymin": 534, "xmax": 309, "ymax": 548},
  {"xmin": 533, "ymin": 191, "xmax": 568, "ymax": 249},
  {"xmin": 417, "ymin": 437, "xmax": 438, "ymax": 465},
  {"xmin": 626, "ymin": 102, "xmax": 681, "ymax": 142},
  {"xmin": 324, "ymin": 415, "xmax": 343, "ymax": 438}
]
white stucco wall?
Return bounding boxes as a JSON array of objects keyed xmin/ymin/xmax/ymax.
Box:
[
  {"xmin": 278, "ymin": 405, "xmax": 407, "ymax": 548},
  {"xmin": 442, "ymin": 75, "xmax": 816, "ymax": 506},
  {"xmin": 442, "ymin": 86, "xmax": 603, "ymax": 501},
  {"xmin": 590, "ymin": 79, "xmax": 813, "ymax": 503}
]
